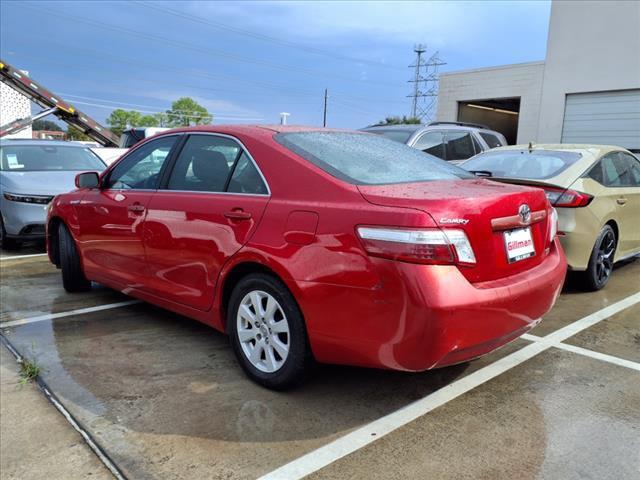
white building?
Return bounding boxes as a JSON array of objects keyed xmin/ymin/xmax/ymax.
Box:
[
  {"xmin": 0, "ymin": 74, "xmax": 32, "ymax": 139},
  {"xmin": 436, "ymin": 0, "xmax": 640, "ymax": 151}
]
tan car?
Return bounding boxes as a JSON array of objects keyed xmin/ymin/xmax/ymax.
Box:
[{"xmin": 462, "ymin": 144, "xmax": 640, "ymax": 290}]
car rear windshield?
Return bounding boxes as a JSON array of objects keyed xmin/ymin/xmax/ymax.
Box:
[
  {"xmin": 275, "ymin": 131, "xmax": 474, "ymax": 185},
  {"xmin": 0, "ymin": 145, "xmax": 106, "ymax": 171},
  {"xmin": 462, "ymin": 150, "xmax": 582, "ymax": 179},
  {"xmin": 363, "ymin": 128, "xmax": 416, "ymax": 144}
]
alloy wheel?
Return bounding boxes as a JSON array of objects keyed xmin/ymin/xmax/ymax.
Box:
[
  {"xmin": 595, "ymin": 229, "xmax": 615, "ymax": 285},
  {"xmin": 236, "ymin": 290, "xmax": 290, "ymax": 373}
]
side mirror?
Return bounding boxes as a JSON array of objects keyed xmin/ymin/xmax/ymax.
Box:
[{"xmin": 75, "ymin": 172, "xmax": 100, "ymax": 189}]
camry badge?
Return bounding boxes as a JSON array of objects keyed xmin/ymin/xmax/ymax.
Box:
[
  {"xmin": 440, "ymin": 218, "xmax": 469, "ymax": 225},
  {"xmin": 519, "ymin": 204, "xmax": 531, "ymax": 224}
]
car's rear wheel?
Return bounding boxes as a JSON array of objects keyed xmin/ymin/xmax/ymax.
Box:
[
  {"xmin": 228, "ymin": 273, "xmax": 312, "ymax": 389},
  {"xmin": 581, "ymin": 225, "xmax": 616, "ymax": 291},
  {"xmin": 0, "ymin": 216, "xmax": 21, "ymax": 250},
  {"xmin": 58, "ymin": 223, "xmax": 92, "ymax": 292}
]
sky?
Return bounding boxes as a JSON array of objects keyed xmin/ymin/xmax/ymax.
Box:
[{"xmin": 0, "ymin": 1, "xmax": 551, "ymax": 129}]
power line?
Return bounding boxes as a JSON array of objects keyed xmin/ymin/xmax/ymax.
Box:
[
  {"xmin": 20, "ymin": 2, "xmax": 400, "ymax": 88},
  {"xmin": 3, "ymin": 42, "xmax": 407, "ymax": 105},
  {"xmin": 132, "ymin": 0, "xmax": 404, "ymax": 70}
]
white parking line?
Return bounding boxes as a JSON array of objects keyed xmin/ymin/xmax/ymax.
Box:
[
  {"xmin": 259, "ymin": 291, "xmax": 640, "ymax": 480},
  {"xmin": 522, "ymin": 333, "xmax": 640, "ymax": 371},
  {"xmin": 0, "ymin": 253, "xmax": 48, "ymax": 261},
  {"xmin": 0, "ymin": 300, "xmax": 140, "ymax": 328}
]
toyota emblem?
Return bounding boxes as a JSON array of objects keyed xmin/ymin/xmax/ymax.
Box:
[{"xmin": 519, "ymin": 204, "xmax": 531, "ymax": 224}]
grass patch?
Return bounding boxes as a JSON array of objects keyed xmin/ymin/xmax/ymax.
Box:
[{"xmin": 18, "ymin": 358, "xmax": 41, "ymax": 385}]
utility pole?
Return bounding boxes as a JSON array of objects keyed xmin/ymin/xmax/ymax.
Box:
[
  {"xmin": 407, "ymin": 45, "xmax": 446, "ymax": 122},
  {"xmin": 323, "ymin": 88, "xmax": 328, "ymax": 127}
]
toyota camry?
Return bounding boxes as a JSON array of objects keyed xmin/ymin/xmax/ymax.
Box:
[{"xmin": 46, "ymin": 126, "xmax": 566, "ymax": 389}]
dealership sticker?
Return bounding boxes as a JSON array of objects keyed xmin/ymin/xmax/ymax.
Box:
[{"xmin": 504, "ymin": 227, "xmax": 535, "ymax": 263}]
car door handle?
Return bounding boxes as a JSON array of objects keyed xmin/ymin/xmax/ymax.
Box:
[
  {"xmin": 224, "ymin": 209, "xmax": 252, "ymax": 220},
  {"xmin": 128, "ymin": 204, "xmax": 146, "ymax": 214},
  {"xmin": 616, "ymin": 197, "xmax": 627, "ymax": 205}
]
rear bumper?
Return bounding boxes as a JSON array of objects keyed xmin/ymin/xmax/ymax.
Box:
[{"xmin": 300, "ymin": 238, "xmax": 566, "ymax": 371}]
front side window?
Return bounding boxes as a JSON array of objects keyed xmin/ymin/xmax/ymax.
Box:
[
  {"xmin": 445, "ymin": 131, "xmax": 476, "ymax": 160},
  {"xmin": 413, "ymin": 131, "xmax": 445, "ymax": 159},
  {"xmin": 0, "ymin": 145, "xmax": 105, "ymax": 171},
  {"xmin": 106, "ymin": 135, "xmax": 177, "ymax": 189},
  {"xmin": 275, "ymin": 131, "xmax": 474, "ymax": 185},
  {"xmin": 463, "ymin": 150, "xmax": 582, "ymax": 179}
]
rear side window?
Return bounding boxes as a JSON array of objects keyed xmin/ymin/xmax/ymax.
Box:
[
  {"xmin": 166, "ymin": 134, "xmax": 268, "ymax": 194},
  {"xmin": 275, "ymin": 131, "xmax": 474, "ymax": 185},
  {"xmin": 479, "ymin": 132, "xmax": 504, "ymax": 148},
  {"xmin": 594, "ymin": 152, "xmax": 640, "ymax": 187},
  {"xmin": 463, "ymin": 150, "xmax": 582, "ymax": 179},
  {"xmin": 444, "ymin": 131, "xmax": 475, "ymax": 160}
]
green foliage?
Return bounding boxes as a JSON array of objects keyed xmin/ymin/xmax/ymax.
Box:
[
  {"xmin": 376, "ymin": 115, "xmax": 422, "ymax": 125},
  {"xmin": 32, "ymin": 119, "xmax": 64, "ymax": 131},
  {"xmin": 139, "ymin": 115, "xmax": 159, "ymax": 128},
  {"xmin": 66, "ymin": 125, "xmax": 93, "ymax": 141},
  {"xmin": 19, "ymin": 358, "xmax": 41, "ymax": 385},
  {"xmin": 106, "ymin": 109, "xmax": 141, "ymax": 135},
  {"xmin": 166, "ymin": 97, "xmax": 212, "ymax": 127}
]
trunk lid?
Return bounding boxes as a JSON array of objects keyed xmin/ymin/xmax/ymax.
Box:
[{"xmin": 358, "ymin": 178, "xmax": 552, "ymax": 283}]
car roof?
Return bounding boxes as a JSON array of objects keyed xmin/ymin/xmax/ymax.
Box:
[
  {"xmin": 491, "ymin": 143, "xmax": 626, "ymax": 157},
  {"xmin": 362, "ymin": 123, "xmax": 500, "ymax": 134},
  {"xmin": 0, "ymin": 139, "xmax": 89, "ymax": 147}
]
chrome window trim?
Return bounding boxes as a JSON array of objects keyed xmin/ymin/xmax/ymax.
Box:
[{"xmin": 163, "ymin": 132, "xmax": 271, "ymax": 197}]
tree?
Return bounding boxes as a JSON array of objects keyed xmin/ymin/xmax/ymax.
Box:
[
  {"xmin": 106, "ymin": 109, "xmax": 143, "ymax": 135},
  {"xmin": 32, "ymin": 119, "xmax": 63, "ymax": 131},
  {"xmin": 374, "ymin": 115, "xmax": 422, "ymax": 126},
  {"xmin": 139, "ymin": 115, "xmax": 159, "ymax": 128},
  {"xmin": 166, "ymin": 97, "xmax": 212, "ymax": 127},
  {"xmin": 66, "ymin": 125, "xmax": 93, "ymax": 141},
  {"xmin": 153, "ymin": 112, "xmax": 170, "ymax": 127}
]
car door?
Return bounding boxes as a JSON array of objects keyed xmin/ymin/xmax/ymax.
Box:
[
  {"xmin": 411, "ymin": 130, "xmax": 446, "ymax": 159},
  {"xmin": 76, "ymin": 135, "xmax": 179, "ymax": 286},
  {"xmin": 142, "ymin": 133, "xmax": 270, "ymax": 311},
  {"xmin": 611, "ymin": 151, "xmax": 640, "ymax": 254}
]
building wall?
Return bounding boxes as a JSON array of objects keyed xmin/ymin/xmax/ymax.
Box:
[
  {"xmin": 537, "ymin": 0, "xmax": 640, "ymax": 142},
  {"xmin": 436, "ymin": 62, "xmax": 545, "ymax": 144},
  {"xmin": 0, "ymin": 80, "xmax": 32, "ymax": 139}
]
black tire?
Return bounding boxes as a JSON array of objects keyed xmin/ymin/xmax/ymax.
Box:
[
  {"xmin": 0, "ymin": 216, "xmax": 21, "ymax": 250},
  {"xmin": 580, "ymin": 224, "xmax": 616, "ymax": 291},
  {"xmin": 58, "ymin": 223, "xmax": 92, "ymax": 292},
  {"xmin": 227, "ymin": 273, "xmax": 313, "ymax": 390}
]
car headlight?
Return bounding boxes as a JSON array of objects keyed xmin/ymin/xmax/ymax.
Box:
[{"xmin": 3, "ymin": 192, "xmax": 54, "ymax": 204}]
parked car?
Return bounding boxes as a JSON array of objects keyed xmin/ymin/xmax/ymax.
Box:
[
  {"xmin": 119, "ymin": 127, "xmax": 169, "ymax": 148},
  {"xmin": 462, "ymin": 144, "xmax": 640, "ymax": 290},
  {"xmin": 361, "ymin": 121, "xmax": 507, "ymax": 163},
  {"xmin": 1, "ymin": 139, "xmax": 106, "ymax": 249},
  {"xmin": 47, "ymin": 126, "xmax": 565, "ymax": 389}
]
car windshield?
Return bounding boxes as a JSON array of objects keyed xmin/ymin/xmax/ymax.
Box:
[
  {"xmin": 462, "ymin": 150, "xmax": 582, "ymax": 179},
  {"xmin": 0, "ymin": 145, "xmax": 105, "ymax": 172},
  {"xmin": 276, "ymin": 131, "xmax": 474, "ymax": 185},
  {"xmin": 363, "ymin": 128, "xmax": 416, "ymax": 144}
]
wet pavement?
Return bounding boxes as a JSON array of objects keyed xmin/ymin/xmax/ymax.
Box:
[{"xmin": 0, "ymin": 253, "xmax": 638, "ymax": 479}]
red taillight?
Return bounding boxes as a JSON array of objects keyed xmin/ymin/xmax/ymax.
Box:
[
  {"xmin": 356, "ymin": 227, "xmax": 475, "ymax": 265},
  {"xmin": 544, "ymin": 186, "xmax": 593, "ymax": 208}
]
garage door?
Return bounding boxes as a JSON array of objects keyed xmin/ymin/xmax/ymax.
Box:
[{"xmin": 562, "ymin": 89, "xmax": 640, "ymax": 151}]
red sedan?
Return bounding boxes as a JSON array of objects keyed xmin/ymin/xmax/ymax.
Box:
[{"xmin": 47, "ymin": 126, "xmax": 565, "ymax": 389}]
